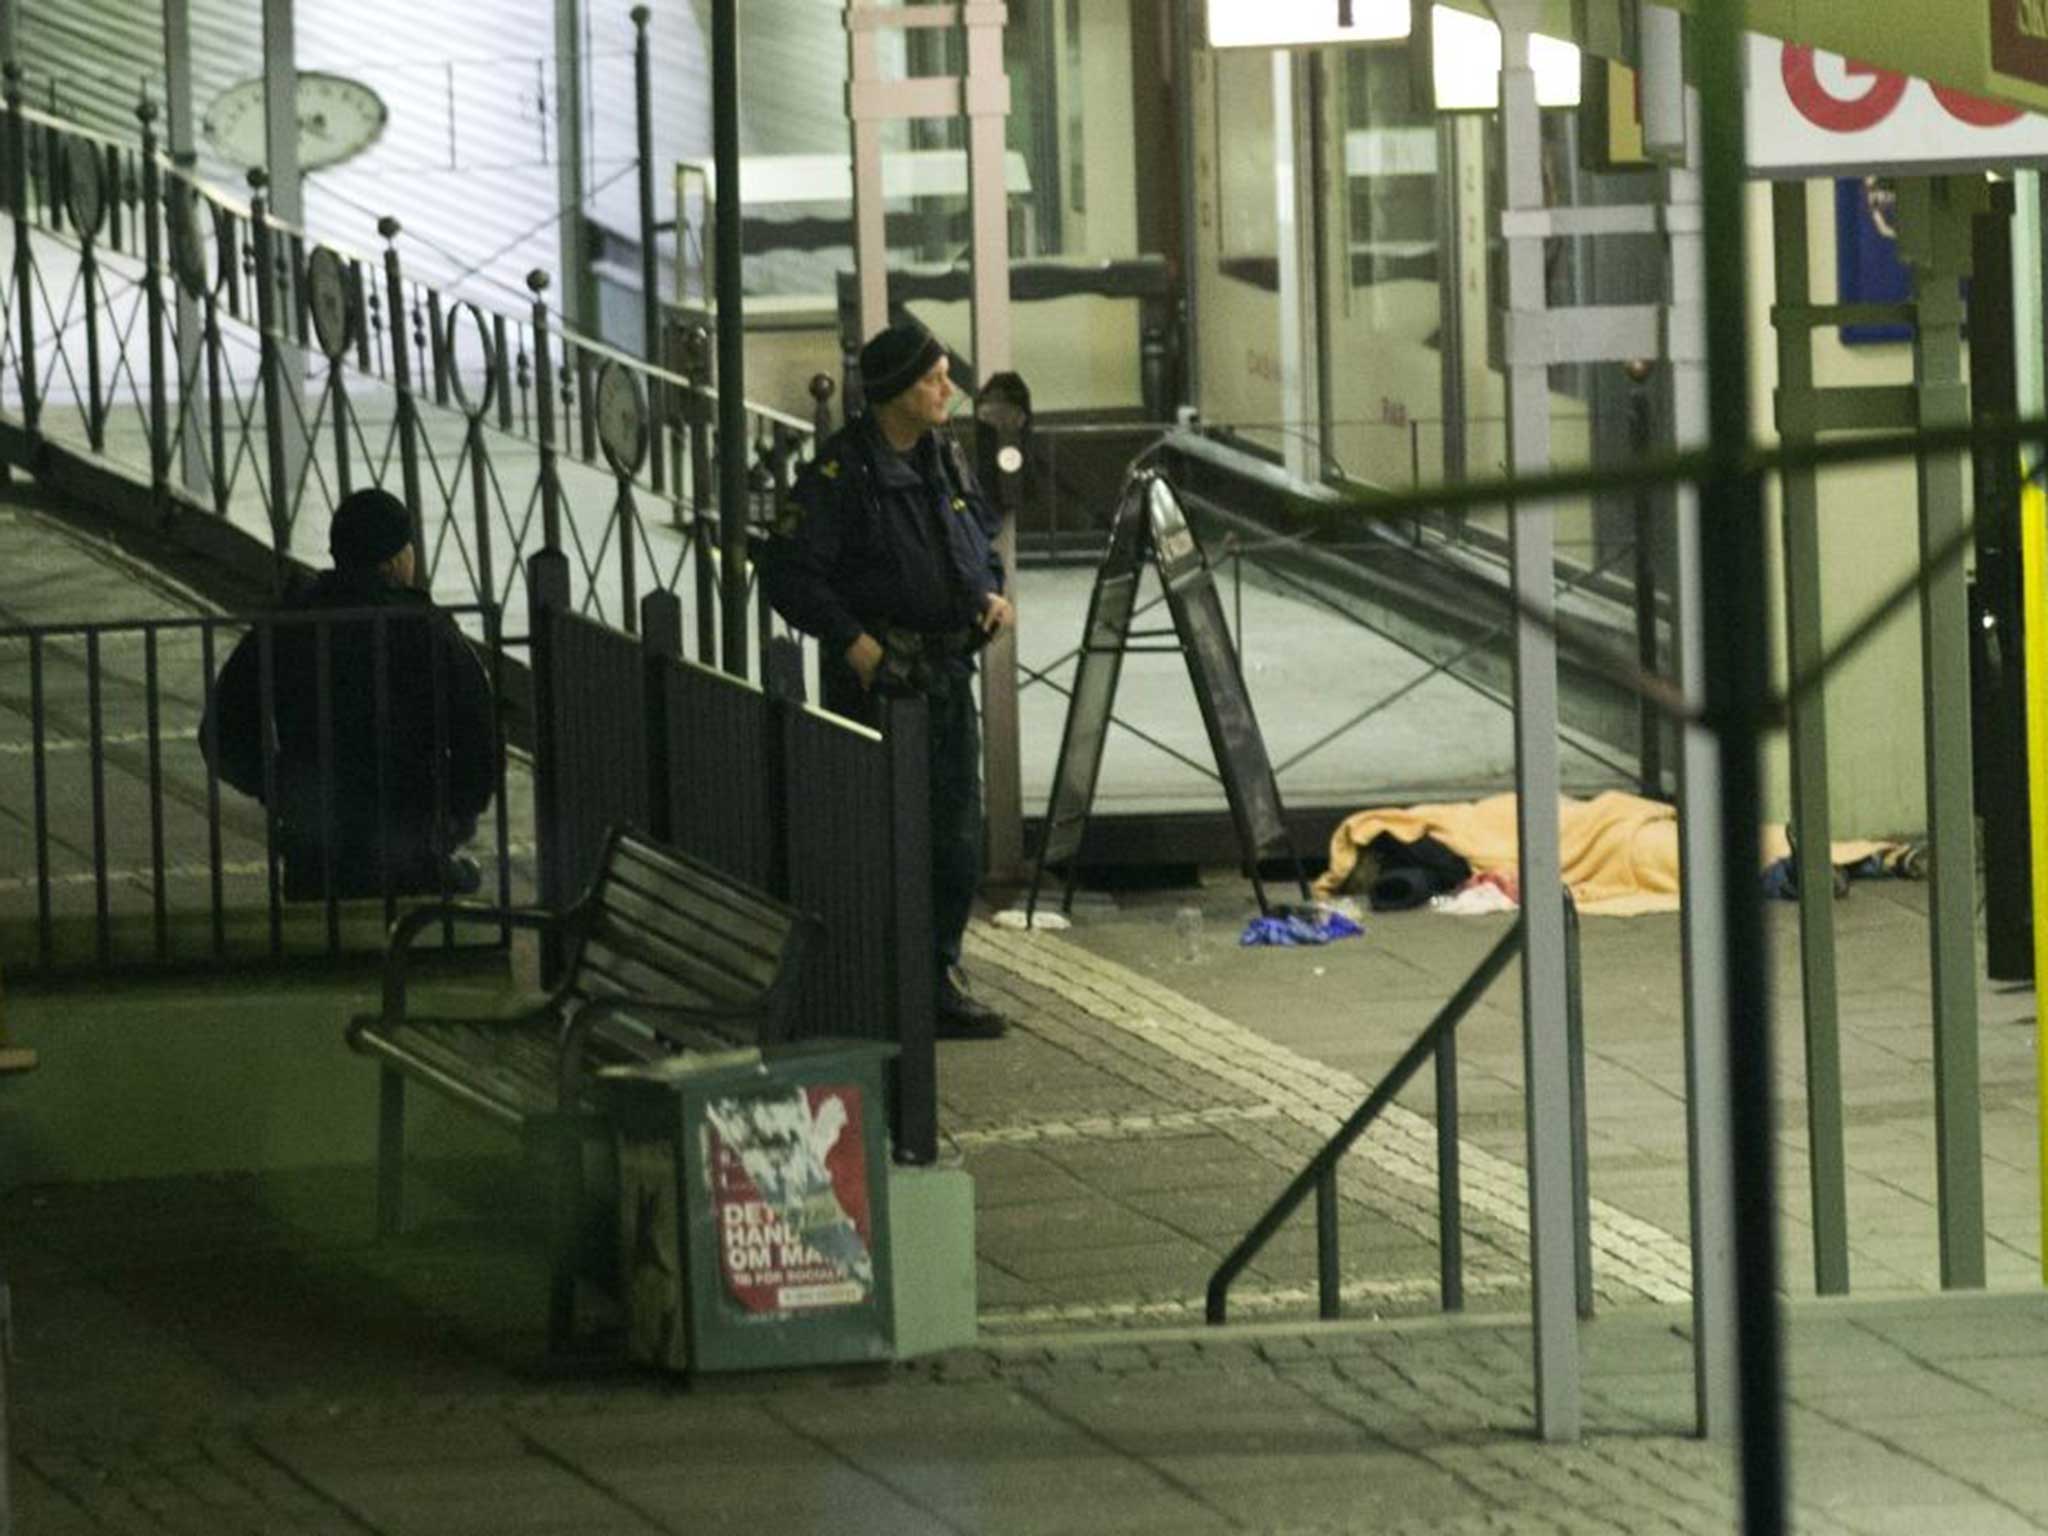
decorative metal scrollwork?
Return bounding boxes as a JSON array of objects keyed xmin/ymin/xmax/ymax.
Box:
[
  {"xmin": 445, "ymin": 301, "xmax": 498, "ymax": 421},
  {"xmin": 594, "ymin": 359, "xmax": 648, "ymax": 478},
  {"xmin": 306, "ymin": 247, "xmax": 355, "ymax": 360}
]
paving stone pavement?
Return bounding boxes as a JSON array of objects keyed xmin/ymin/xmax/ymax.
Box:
[
  {"xmin": 10, "ymin": 889, "xmax": 2048, "ymax": 1535},
  {"xmin": 945, "ymin": 919, "xmax": 1696, "ymax": 1333},
  {"xmin": 12, "ymin": 481, "xmax": 2048, "ymax": 1531},
  {"xmin": 14, "ymin": 1187, "xmax": 2048, "ymax": 1536}
]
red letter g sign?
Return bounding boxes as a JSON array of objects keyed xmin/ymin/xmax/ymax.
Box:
[{"xmin": 1780, "ymin": 45, "xmax": 1907, "ymax": 132}]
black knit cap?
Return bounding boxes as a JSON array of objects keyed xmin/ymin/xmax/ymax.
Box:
[
  {"xmin": 329, "ymin": 487, "xmax": 413, "ymax": 569},
  {"xmin": 858, "ymin": 318, "xmax": 945, "ymax": 405}
]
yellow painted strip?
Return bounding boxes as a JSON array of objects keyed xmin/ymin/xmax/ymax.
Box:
[{"xmin": 2022, "ymin": 478, "xmax": 2048, "ymax": 1283}]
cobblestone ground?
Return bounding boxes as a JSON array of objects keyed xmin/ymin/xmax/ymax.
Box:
[
  {"xmin": 944, "ymin": 924, "xmax": 1690, "ymax": 1333},
  {"xmin": 22, "ymin": 1230, "xmax": 2042, "ymax": 1536},
  {"xmin": 17, "ymin": 902, "xmax": 2048, "ymax": 1532},
  {"xmin": 11, "ymin": 336, "xmax": 2048, "ymax": 1536}
]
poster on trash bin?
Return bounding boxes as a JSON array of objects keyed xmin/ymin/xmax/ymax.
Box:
[{"xmin": 703, "ymin": 1084, "xmax": 876, "ymax": 1317}]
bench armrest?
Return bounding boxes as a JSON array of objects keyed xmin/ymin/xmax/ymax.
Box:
[{"xmin": 380, "ymin": 900, "xmax": 564, "ymax": 1026}]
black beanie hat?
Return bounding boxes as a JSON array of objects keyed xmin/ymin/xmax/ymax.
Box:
[
  {"xmin": 330, "ymin": 488, "xmax": 413, "ymax": 568},
  {"xmin": 858, "ymin": 318, "xmax": 944, "ymax": 405}
]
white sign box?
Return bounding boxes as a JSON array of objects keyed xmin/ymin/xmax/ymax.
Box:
[
  {"xmin": 1747, "ymin": 33, "xmax": 2048, "ymax": 176},
  {"xmin": 1432, "ymin": 6, "xmax": 1582, "ymax": 111},
  {"xmin": 1207, "ymin": 0, "xmax": 1409, "ymax": 48}
]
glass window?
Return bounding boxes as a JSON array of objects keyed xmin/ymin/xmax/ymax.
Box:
[{"xmin": 1317, "ymin": 42, "xmax": 1447, "ymax": 489}]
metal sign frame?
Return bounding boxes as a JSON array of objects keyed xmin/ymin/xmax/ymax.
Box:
[{"xmin": 1026, "ymin": 471, "xmax": 1306, "ymax": 920}]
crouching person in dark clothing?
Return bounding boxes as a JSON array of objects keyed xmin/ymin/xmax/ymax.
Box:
[
  {"xmin": 202, "ymin": 487, "xmax": 499, "ymax": 900},
  {"xmin": 761, "ymin": 318, "xmax": 1015, "ymax": 1040}
]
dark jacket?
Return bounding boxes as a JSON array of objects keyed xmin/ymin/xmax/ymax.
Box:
[
  {"xmin": 761, "ymin": 414, "xmax": 1003, "ymax": 659},
  {"xmin": 201, "ymin": 569, "xmax": 497, "ymax": 838}
]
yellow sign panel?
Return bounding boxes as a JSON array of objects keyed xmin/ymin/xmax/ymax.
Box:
[
  {"xmin": 1583, "ymin": 58, "xmax": 1648, "ymax": 170},
  {"xmin": 2023, "ymin": 477, "xmax": 2048, "ymax": 1283}
]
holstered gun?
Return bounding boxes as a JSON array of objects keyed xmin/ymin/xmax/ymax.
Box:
[{"xmin": 875, "ymin": 624, "xmax": 982, "ymax": 696}]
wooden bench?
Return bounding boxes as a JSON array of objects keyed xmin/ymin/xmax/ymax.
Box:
[{"xmin": 346, "ymin": 824, "xmax": 820, "ymax": 1347}]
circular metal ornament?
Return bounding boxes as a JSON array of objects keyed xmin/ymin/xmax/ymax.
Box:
[
  {"xmin": 211, "ymin": 203, "xmax": 240, "ymax": 292},
  {"xmin": 63, "ymin": 137, "xmax": 105, "ymax": 241},
  {"xmin": 306, "ymin": 247, "xmax": 354, "ymax": 359},
  {"xmin": 594, "ymin": 361, "xmax": 648, "ymax": 477},
  {"xmin": 995, "ymin": 444, "xmax": 1024, "ymax": 475},
  {"xmin": 167, "ymin": 186, "xmax": 211, "ymax": 296},
  {"xmin": 444, "ymin": 302, "xmax": 498, "ymax": 422}
]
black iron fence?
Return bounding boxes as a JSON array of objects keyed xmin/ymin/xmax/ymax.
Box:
[
  {"xmin": 525, "ymin": 551, "xmax": 937, "ymax": 1161},
  {"xmin": 0, "ymin": 73, "xmax": 817, "ymax": 667},
  {"xmin": 0, "ymin": 601, "xmax": 514, "ymax": 979},
  {"xmin": 1207, "ymin": 900, "xmax": 1592, "ymax": 1327},
  {"xmin": 0, "ymin": 79, "xmax": 942, "ymax": 1154}
]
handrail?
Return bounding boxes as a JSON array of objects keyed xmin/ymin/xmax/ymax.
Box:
[
  {"xmin": 12, "ymin": 93, "xmax": 808, "ymax": 437},
  {"xmin": 1204, "ymin": 897, "xmax": 1590, "ymax": 1325},
  {"xmin": 0, "ymin": 82, "xmax": 826, "ymax": 643}
]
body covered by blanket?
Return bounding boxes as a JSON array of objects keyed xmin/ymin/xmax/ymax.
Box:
[{"xmin": 1314, "ymin": 792, "xmax": 1892, "ymax": 916}]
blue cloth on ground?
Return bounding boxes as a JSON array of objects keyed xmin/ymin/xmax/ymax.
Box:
[{"xmin": 1239, "ymin": 906, "xmax": 1364, "ymax": 947}]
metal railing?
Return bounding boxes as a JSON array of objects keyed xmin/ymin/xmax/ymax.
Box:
[
  {"xmin": 525, "ymin": 550, "xmax": 939, "ymax": 1163},
  {"xmin": 0, "ymin": 75, "xmax": 817, "ymax": 665},
  {"xmin": 0, "ymin": 602, "xmax": 514, "ymax": 979},
  {"xmin": 0, "ymin": 79, "xmax": 1663, "ymax": 854},
  {"xmin": 1205, "ymin": 899, "xmax": 1591, "ymax": 1325},
  {"xmin": 1010, "ymin": 424, "xmax": 1661, "ymax": 815}
]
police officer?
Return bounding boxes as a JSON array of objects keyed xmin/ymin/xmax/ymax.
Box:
[{"xmin": 763, "ymin": 319, "xmax": 1015, "ymax": 1040}]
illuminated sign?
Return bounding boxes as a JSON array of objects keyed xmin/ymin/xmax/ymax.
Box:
[
  {"xmin": 1431, "ymin": 6, "xmax": 1582, "ymax": 112},
  {"xmin": 1206, "ymin": 0, "xmax": 1410, "ymax": 48},
  {"xmin": 1747, "ymin": 33, "xmax": 2048, "ymax": 176}
]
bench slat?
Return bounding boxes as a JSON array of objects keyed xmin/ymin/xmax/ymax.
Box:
[
  {"xmin": 608, "ymin": 842, "xmax": 793, "ymax": 930},
  {"xmin": 589, "ymin": 879, "xmax": 785, "ymax": 974},
  {"xmin": 389, "ymin": 1022, "xmax": 551, "ymax": 1106},
  {"xmin": 576, "ymin": 919, "xmax": 779, "ymax": 1009},
  {"xmin": 603, "ymin": 853, "xmax": 794, "ymax": 941},
  {"xmin": 568, "ymin": 872, "xmax": 793, "ymax": 1021},
  {"xmin": 587, "ymin": 871, "xmax": 789, "ymax": 987},
  {"xmin": 610, "ymin": 834, "xmax": 787, "ymax": 912},
  {"xmin": 363, "ymin": 1016, "xmax": 667, "ymax": 1118}
]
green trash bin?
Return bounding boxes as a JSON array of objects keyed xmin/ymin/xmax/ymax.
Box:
[{"xmin": 600, "ymin": 1038, "xmax": 897, "ymax": 1374}]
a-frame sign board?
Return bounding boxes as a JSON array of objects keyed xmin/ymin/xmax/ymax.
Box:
[{"xmin": 1027, "ymin": 471, "xmax": 1308, "ymax": 917}]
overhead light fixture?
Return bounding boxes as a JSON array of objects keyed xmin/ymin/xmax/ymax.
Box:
[
  {"xmin": 1430, "ymin": 5, "xmax": 1581, "ymax": 111},
  {"xmin": 1207, "ymin": 0, "xmax": 1412, "ymax": 49}
]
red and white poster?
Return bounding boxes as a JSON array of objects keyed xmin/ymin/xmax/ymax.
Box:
[{"xmin": 704, "ymin": 1083, "xmax": 875, "ymax": 1316}]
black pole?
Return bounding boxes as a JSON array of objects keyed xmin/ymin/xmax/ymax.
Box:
[
  {"xmin": 712, "ymin": 0, "xmax": 749, "ymax": 678},
  {"xmin": 1969, "ymin": 183, "xmax": 2029, "ymax": 981},
  {"xmin": 632, "ymin": 5, "xmax": 665, "ymax": 495},
  {"xmin": 529, "ymin": 270, "xmax": 563, "ymax": 555},
  {"xmin": 1434, "ymin": 1029, "xmax": 1462, "ymax": 1311},
  {"xmin": 1206, "ymin": 919, "xmax": 1523, "ymax": 1324},
  {"xmin": 139, "ymin": 98, "xmax": 169, "ymax": 504},
  {"xmin": 1697, "ymin": 3, "xmax": 1786, "ymax": 1531},
  {"xmin": 1628, "ymin": 361, "xmax": 1662, "ymax": 797},
  {"xmin": 1564, "ymin": 894, "xmax": 1593, "ymax": 1319}
]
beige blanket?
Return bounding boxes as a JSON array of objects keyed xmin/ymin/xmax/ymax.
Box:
[{"xmin": 1314, "ymin": 791, "xmax": 1891, "ymax": 916}]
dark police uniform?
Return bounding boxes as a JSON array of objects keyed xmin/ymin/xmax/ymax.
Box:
[{"xmin": 762, "ymin": 410, "xmax": 1003, "ymax": 987}]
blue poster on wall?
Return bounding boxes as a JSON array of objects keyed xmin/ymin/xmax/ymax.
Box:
[{"xmin": 1834, "ymin": 178, "xmax": 1913, "ymax": 345}]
